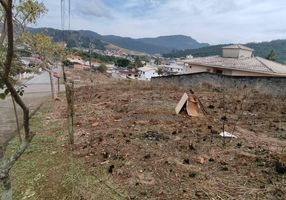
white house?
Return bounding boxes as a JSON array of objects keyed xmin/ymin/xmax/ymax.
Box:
[
  {"xmin": 138, "ymin": 66, "xmax": 159, "ymax": 81},
  {"xmin": 186, "ymin": 55, "xmax": 193, "ymax": 59},
  {"xmin": 20, "ymin": 57, "xmax": 42, "ymax": 66},
  {"xmin": 182, "ymin": 45, "xmax": 286, "ymax": 76},
  {"xmin": 164, "ymin": 62, "xmax": 184, "ymax": 74}
]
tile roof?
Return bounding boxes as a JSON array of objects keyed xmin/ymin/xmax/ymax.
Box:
[
  {"xmin": 184, "ymin": 56, "xmax": 286, "ymax": 75},
  {"xmin": 256, "ymin": 57, "xmax": 286, "ymax": 74},
  {"xmin": 138, "ymin": 66, "xmax": 157, "ymax": 72},
  {"xmin": 68, "ymin": 57, "xmax": 85, "ymax": 65}
]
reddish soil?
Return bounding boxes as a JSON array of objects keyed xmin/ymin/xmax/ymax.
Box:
[{"xmin": 59, "ymin": 76, "xmax": 286, "ymax": 199}]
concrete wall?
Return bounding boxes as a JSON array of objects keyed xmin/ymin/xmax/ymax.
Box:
[
  {"xmin": 223, "ymin": 48, "xmax": 252, "ymax": 58},
  {"xmin": 152, "ymin": 72, "xmax": 286, "ymax": 95},
  {"xmin": 139, "ymin": 70, "xmax": 158, "ymax": 81},
  {"xmin": 223, "ymin": 49, "xmax": 240, "ymax": 58},
  {"xmin": 239, "ymin": 49, "xmax": 252, "ymax": 58},
  {"xmin": 183, "ymin": 64, "xmax": 210, "ymax": 74},
  {"xmin": 183, "ymin": 64, "xmax": 271, "ymax": 77},
  {"xmin": 230, "ymin": 70, "xmax": 269, "ymax": 76}
]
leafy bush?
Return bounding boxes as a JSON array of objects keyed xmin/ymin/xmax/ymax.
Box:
[{"xmin": 98, "ymin": 64, "xmax": 107, "ymax": 73}]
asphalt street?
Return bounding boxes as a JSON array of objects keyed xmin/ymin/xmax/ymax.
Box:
[{"xmin": 0, "ymin": 72, "xmax": 62, "ymax": 147}]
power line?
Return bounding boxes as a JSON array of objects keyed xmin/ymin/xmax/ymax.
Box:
[
  {"xmin": 61, "ymin": 0, "xmax": 65, "ymax": 31},
  {"xmin": 68, "ymin": 0, "xmax": 71, "ymax": 30}
]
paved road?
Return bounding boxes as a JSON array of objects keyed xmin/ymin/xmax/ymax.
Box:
[
  {"xmin": 0, "ymin": 72, "xmax": 62, "ymax": 147},
  {"xmin": 26, "ymin": 71, "xmax": 51, "ymax": 85}
]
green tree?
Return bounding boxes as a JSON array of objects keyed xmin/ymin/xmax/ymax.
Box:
[
  {"xmin": 154, "ymin": 57, "xmax": 161, "ymax": 65},
  {"xmin": 63, "ymin": 59, "xmax": 73, "ymax": 66},
  {"xmin": 133, "ymin": 56, "xmax": 143, "ymax": 68},
  {"xmin": 0, "ymin": 1, "xmax": 46, "ymax": 198},
  {"xmin": 266, "ymin": 50, "xmax": 276, "ymax": 61},
  {"xmin": 116, "ymin": 58, "xmax": 130, "ymax": 68},
  {"xmin": 157, "ymin": 68, "xmax": 164, "ymax": 76},
  {"xmin": 98, "ymin": 63, "xmax": 107, "ymax": 73},
  {"xmin": 20, "ymin": 32, "xmax": 64, "ymax": 99}
]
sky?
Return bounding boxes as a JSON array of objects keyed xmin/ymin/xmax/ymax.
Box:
[{"xmin": 35, "ymin": 0, "xmax": 286, "ymax": 45}]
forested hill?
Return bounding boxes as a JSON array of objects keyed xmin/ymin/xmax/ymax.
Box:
[
  {"xmin": 28, "ymin": 28, "xmax": 107, "ymax": 50},
  {"xmin": 28, "ymin": 27, "xmax": 209, "ymax": 54},
  {"xmin": 164, "ymin": 39, "xmax": 286, "ymax": 63}
]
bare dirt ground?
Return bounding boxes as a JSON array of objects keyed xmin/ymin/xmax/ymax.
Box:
[{"xmin": 56, "ymin": 70, "xmax": 286, "ymax": 199}]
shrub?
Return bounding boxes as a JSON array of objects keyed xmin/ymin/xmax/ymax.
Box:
[{"xmin": 98, "ymin": 64, "xmax": 107, "ymax": 73}]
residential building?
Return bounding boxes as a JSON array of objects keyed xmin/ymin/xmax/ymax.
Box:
[
  {"xmin": 20, "ymin": 57, "xmax": 42, "ymax": 67},
  {"xmin": 67, "ymin": 56, "xmax": 86, "ymax": 70},
  {"xmin": 138, "ymin": 66, "xmax": 159, "ymax": 81},
  {"xmin": 183, "ymin": 45, "xmax": 286, "ymax": 76},
  {"xmin": 186, "ymin": 55, "xmax": 193, "ymax": 59},
  {"xmin": 164, "ymin": 62, "xmax": 184, "ymax": 74}
]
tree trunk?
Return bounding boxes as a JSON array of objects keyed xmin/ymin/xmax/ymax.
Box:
[
  {"xmin": 61, "ymin": 63, "xmax": 75, "ymax": 144},
  {"xmin": 1, "ymin": 175, "xmax": 12, "ymax": 200},
  {"xmin": 11, "ymin": 97, "xmax": 22, "ymax": 143},
  {"xmin": 0, "ymin": 1, "xmax": 33, "ymax": 199},
  {"xmin": 66, "ymin": 82, "xmax": 74, "ymax": 144},
  {"xmin": 48, "ymin": 71, "xmax": 55, "ymax": 100}
]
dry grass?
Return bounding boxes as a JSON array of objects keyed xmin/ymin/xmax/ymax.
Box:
[
  {"xmin": 7, "ymin": 67, "xmax": 286, "ymax": 199},
  {"xmin": 53, "ymin": 78, "xmax": 286, "ymax": 199},
  {"xmin": 6, "ymin": 98, "xmax": 127, "ymax": 200}
]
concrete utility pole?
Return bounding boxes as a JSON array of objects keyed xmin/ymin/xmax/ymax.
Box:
[
  {"xmin": 89, "ymin": 43, "xmax": 92, "ymax": 69},
  {"xmin": 89, "ymin": 43, "xmax": 94, "ymax": 72}
]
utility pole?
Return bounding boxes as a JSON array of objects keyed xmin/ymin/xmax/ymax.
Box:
[
  {"xmin": 61, "ymin": 0, "xmax": 75, "ymax": 144},
  {"xmin": 89, "ymin": 43, "xmax": 93, "ymax": 72},
  {"xmin": 68, "ymin": 0, "xmax": 71, "ymax": 30}
]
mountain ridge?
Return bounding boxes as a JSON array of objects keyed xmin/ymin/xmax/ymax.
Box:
[{"xmin": 28, "ymin": 27, "xmax": 209, "ymax": 54}]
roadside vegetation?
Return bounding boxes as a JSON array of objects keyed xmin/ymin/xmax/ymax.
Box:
[{"xmin": 6, "ymin": 99, "xmax": 127, "ymax": 199}]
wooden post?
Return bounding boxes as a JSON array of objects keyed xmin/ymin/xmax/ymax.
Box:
[
  {"xmin": 66, "ymin": 81, "xmax": 74, "ymax": 144},
  {"xmin": 48, "ymin": 71, "xmax": 55, "ymax": 100}
]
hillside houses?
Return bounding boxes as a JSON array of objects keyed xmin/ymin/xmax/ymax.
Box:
[
  {"xmin": 67, "ymin": 56, "xmax": 86, "ymax": 70},
  {"xmin": 67, "ymin": 56, "xmax": 101, "ymax": 70},
  {"xmin": 65, "ymin": 44, "xmax": 286, "ymax": 81},
  {"xmin": 138, "ymin": 66, "xmax": 159, "ymax": 81},
  {"xmin": 164, "ymin": 62, "xmax": 184, "ymax": 74}
]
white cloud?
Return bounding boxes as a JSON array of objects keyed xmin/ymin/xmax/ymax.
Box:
[
  {"xmin": 35, "ymin": 0, "xmax": 286, "ymax": 44},
  {"xmin": 75, "ymin": 0, "xmax": 113, "ymax": 18}
]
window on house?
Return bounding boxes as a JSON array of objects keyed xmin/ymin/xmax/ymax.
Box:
[{"xmin": 214, "ymin": 69, "xmax": 223, "ymax": 74}]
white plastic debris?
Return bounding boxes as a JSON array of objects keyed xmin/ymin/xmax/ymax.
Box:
[{"xmin": 219, "ymin": 131, "xmax": 238, "ymax": 138}]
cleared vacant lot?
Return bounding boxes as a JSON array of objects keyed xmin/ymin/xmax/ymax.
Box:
[
  {"xmin": 67, "ymin": 79, "xmax": 286, "ymax": 199},
  {"xmin": 8, "ymin": 73, "xmax": 286, "ymax": 199}
]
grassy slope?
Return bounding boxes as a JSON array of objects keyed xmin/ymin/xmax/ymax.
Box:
[{"xmin": 5, "ymin": 100, "xmax": 127, "ymax": 200}]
